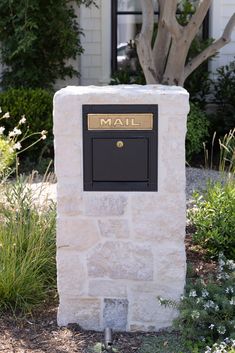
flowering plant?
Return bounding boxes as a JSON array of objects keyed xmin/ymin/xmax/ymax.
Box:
[
  {"xmin": 205, "ymin": 338, "xmax": 235, "ymax": 353},
  {"xmin": 159, "ymin": 254, "xmax": 235, "ymax": 349},
  {"xmin": 0, "ymin": 108, "xmax": 47, "ymax": 178}
]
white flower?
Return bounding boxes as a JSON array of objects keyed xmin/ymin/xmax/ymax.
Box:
[
  {"xmin": 41, "ymin": 130, "xmax": 47, "ymax": 140},
  {"xmin": 217, "ymin": 326, "xmax": 226, "ymax": 335},
  {"xmin": 225, "ymin": 286, "xmax": 234, "ymax": 294},
  {"xmin": 229, "ymin": 298, "xmax": 235, "ymax": 305},
  {"xmin": 189, "ymin": 289, "xmax": 197, "ymax": 297},
  {"xmin": 2, "ymin": 112, "xmax": 10, "ymax": 119},
  {"xmin": 226, "ymin": 260, "xmax": 235, "ymax": 270},
  {"xmin": 191, "ymin": 310, "xmax": 200, "ymax": 319},
  {"xmin": 0, "ymin": 126, "xmax": 5, "ymax": 135},
  {"xmin": 202, "ymin": 289, "xmax": 209, "ymax": 298},
  {"xmin": 19, "ymin": 115, "xmax": 26, "ymax": 124},
  {"xmin": 0, "ymin": 107, "xmax": 2, "ymax": 113},
  {"xmin": 204, "ymin": 300, "xmax": 215, "ymax": 309},
  {"xmin": 209, "ymin": 324, "xmax": 215, "ymax": 330},
  {"xmin": 13, "ymin": 142, "xmax": 21, "ymax": 150},
  {"xmin": 9, "ymin": 127, "xmax": 22, "ymax": 137}
]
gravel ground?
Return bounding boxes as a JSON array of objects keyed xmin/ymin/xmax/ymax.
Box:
[{"xmin": 186, "ymin": 167, "xmax": 226, "ymax": 201}]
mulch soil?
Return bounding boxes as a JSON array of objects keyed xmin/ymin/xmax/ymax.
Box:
[{"xmin": 0, "ymin": 230, "xmax": 217, "ymax": 353}]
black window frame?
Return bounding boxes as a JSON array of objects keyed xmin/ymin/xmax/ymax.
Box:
[{"xmin": 111, "ymin": 0, "xmax": 209, "ymax": 74}]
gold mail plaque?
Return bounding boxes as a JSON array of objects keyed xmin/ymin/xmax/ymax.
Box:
[{"xmin": 88, "ymin": 113, "xmax": 153, "ymax": 130}]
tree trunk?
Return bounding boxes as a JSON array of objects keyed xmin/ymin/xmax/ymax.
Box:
[{"xmin": 136, "ymin": 0, "xmax": 235, "ymax": 87}]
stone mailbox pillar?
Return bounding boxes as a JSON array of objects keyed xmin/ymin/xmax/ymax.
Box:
[{"xmin": 53, "ymin": 85, "xmax": 189, "ymax": 332}]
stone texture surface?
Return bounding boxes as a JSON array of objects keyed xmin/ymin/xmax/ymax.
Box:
[
  {"xmin": 103, "ymin": 299, "xmax": 128, "ymax": 331},
  {"xmin": 87, "ymin": 241, "xmax": 153, "ymax": 280},
  {"xmin": 57, "ymin": 217, "xmax": 100, "ymax": 250},
  {"xmin": 98, "ymin": 219, "xmax": 129, "ymax": 238},
  {"xmin": 57, "ymin": 249, "xmax": 87, "ymax": 296},
  {"xmin": 54, "ymin": 85, "xmax": 189, "ymax": 331},
  {"xmin": 57, "ymin": 298, "xmax": 101, "ymax": 330},
  {"xmin": 88, "ymin": 280, "xmax": 127, "ymax": 298},
  {"xmin": 84, "ymin": 194, "xmax": 128, "ymax": 216},
  {"xmin": 129, "ymin": 292, "xmax": 178, "ymax": 329}
]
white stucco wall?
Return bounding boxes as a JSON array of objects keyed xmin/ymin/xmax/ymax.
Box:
[
  {"xmin": 210, "ymin": 0, "xmax": 235, "ymax": 75},
  {"xmin": 79, "ymin": 0, "xmax": 111, "ymax": 85}
]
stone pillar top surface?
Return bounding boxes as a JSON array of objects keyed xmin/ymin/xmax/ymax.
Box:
[{"xmin": 54, "ymin": 84, "xmax": 189, "ymax": 98}]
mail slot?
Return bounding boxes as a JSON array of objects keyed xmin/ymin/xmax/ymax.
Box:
[{"xmin": 83, "ymin": 105, "xmax": 158, "ymax": 191}]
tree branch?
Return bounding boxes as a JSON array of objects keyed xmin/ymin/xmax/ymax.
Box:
[
  {"xmin": 185, "ymin": 0, "xmax": 212, "ymax": 40},
  {"xmin": 153, "ymin": 0, "xmax": 172, "ymax": 81},
  {"xmin": 160, "ymin": 0, "xmax": 183, "ymax": 39},
  {"xmin": 184, "ymin": 13, "xmax": 235, "ymax": 80},
  {"xmin": 136, "ymin": 0, "xmax": 157, "ymax": 83},
  {"xmin": 138, "ymin": 0, "xmax": 154, "ymax": 39}
]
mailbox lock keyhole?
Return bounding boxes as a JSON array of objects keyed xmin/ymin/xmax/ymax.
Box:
[{"xmin": 116, "ymin": 141, "xmax": 124, "ymax": 148}]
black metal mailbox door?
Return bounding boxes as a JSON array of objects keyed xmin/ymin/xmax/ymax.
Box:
[
  {"xmin": 92, "ymin": 138, "xmax": 148, "ymax": 181},
  {"xmin": 83, "ymin": 104, "xmax": 158, "ymax": 192}
]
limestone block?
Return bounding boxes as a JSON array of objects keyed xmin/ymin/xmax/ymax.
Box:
[
  {"xmin": 87, "ymin": 241, "xmax": 153, "ymax": 280},
  {"xmin": 130, "ymin": 276, "xmax": 184, "ymax": 302},
  {"xmin": 103, "ymin": 299, "xmax": 128, "ymax": 331},
  {"xmin": 53, "ymin": 93, "xmax": 82, "ymax": 136},
  {"xmin": 58, "ymin": 297, "xmax": 101, "ymax": 330},
  {"xmin": 57, "ymin": 249, "xmax": 87, "ymax": 296},
  {"xmin": 54, "ymin": 137, "xmax": 82, "ymax": 178},
  {"xmin": 84, "ymin": 194, "xmax": 128, "ymax": 217},
  {"xmin": 129, "ymin": 292, "xmax": 178, "ymax": 329},
  {"xmin": 158, "ymin": 93, "xmax": 190, "ymax": 116},
  {"xmin": 129, "ymin": 324, "xmax": 156, "ymax": 332},
  {"xmin": 57, "ymin": 217, "xmax": 100, "ymax": 250},
  {"xmin": 98, "ymin": 219, "xmax": 129, "ymax": 239},
  {"xmin": 57, "ymin": 184, "xmax": 82, "ymax": 216},
  {"xmin": 132, "ymin": 209, "xmax": 185, "ymax": 242},
  {"xmin": 154, "ymin": 248, "xmax": 186, "ymax": 284},
  {"xmin": 131, "ymin": 193, "xmax": 185, "ymax": 217},
  {"xmin": 89, "ymin": 279, "xmax": 127, "ymax": 298}
]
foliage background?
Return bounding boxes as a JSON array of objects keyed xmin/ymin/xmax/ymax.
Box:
[{"xmin": 0, "ymin": 0, "xmax": 95, "ymax": 89}]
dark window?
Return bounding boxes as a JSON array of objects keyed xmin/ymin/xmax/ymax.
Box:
[{"xmin": 111, "ymin": 0, "xmax": 209, "ymax": 74}]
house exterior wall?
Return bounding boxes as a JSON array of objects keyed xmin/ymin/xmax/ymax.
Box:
[
  {"xmin": 210, "ymin": 0, "xmax": 235, "ymax": 75},
  {"xmin": 79, "ymin": 0, "xmax": 111, "ymax": 86}
]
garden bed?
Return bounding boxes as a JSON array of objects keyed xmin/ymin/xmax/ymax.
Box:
[{"xmin": 0, "ymin": 234, "xmax": 216, "ymax": 353}]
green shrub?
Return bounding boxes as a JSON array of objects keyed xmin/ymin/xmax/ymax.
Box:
[
  {"xmin": 186, "ymin": 103, "xmax": 210, "ymax": 161},
  {"xmin": 139, "ymin": 333, "xmax": 196, "ymax": 353},
  {"xmin": 159, "ymin": 255, "xmax": 235, "ymax": 350},
  {"xmin": 0, "ymin": 88, "xmax": 53, "ymax": 167},
  {"xmin": 0, "ymin": 0, "xmax": 96, "ymax": 89},
  {"xmin": 0, "ymin": 177, "xmax": 56, "ymax": 313},
  {"xmin": 212, "ymin": 60, "xmax": 235, "ymax": 136},
  {"xmin": 189, "ymin": 180, "xmax": 235, "ymax": 260}
]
